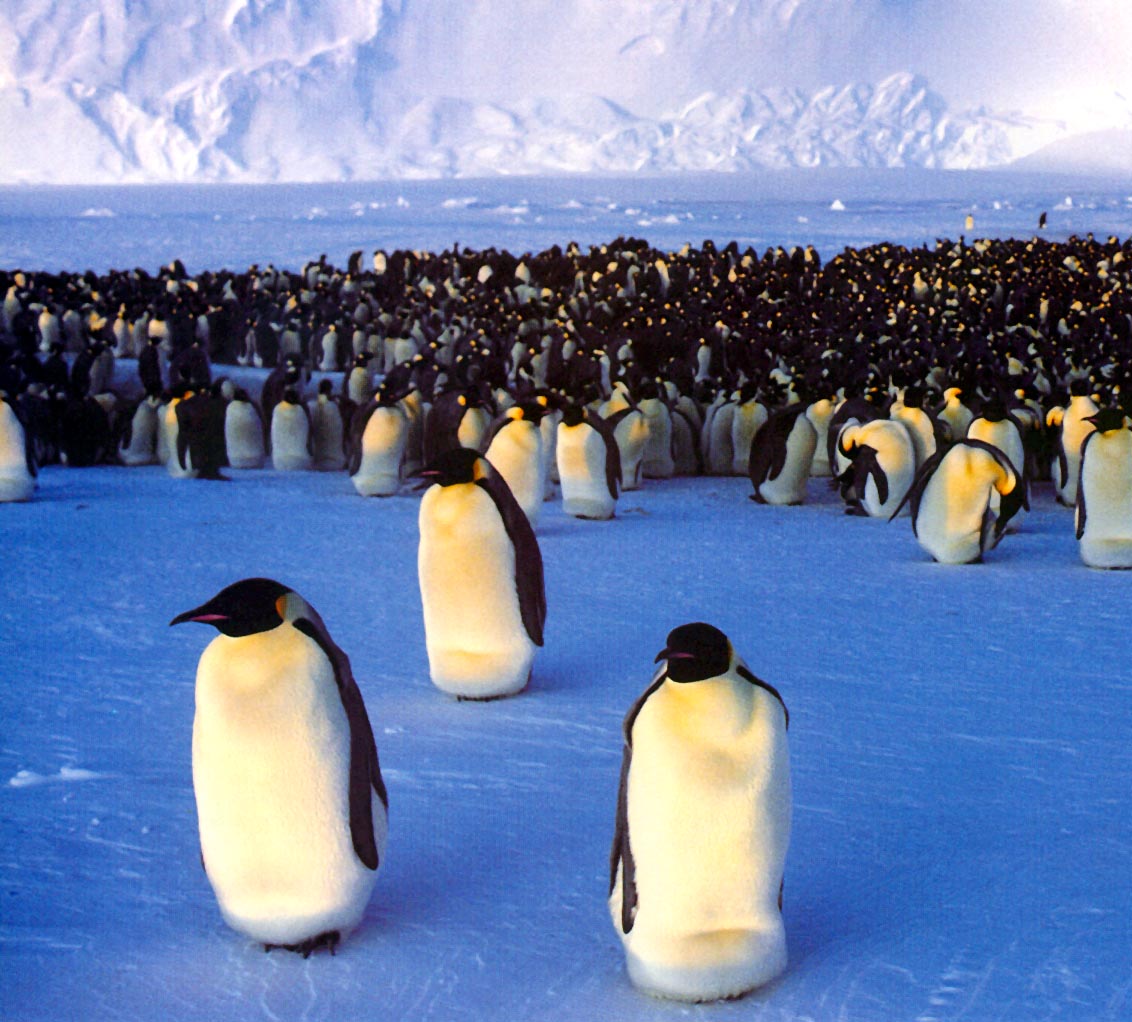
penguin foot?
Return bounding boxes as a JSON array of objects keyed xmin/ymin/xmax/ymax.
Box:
[
  {"xmin": 263, "ymin": 930, "xmax": 341, "ymax": 958},
  {"xmin": 844, "ymin": 504, "xmax": 868, "ymax": 517}
]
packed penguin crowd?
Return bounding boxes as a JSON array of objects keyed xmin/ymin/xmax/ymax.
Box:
[{"xmin": 2, "ymin": 231, "xmax": 1131, "ymax": 566}]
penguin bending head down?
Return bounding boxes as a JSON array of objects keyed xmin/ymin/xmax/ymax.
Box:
[
  {"xmin": 610, "ymin": 623, "xmax": 791, "ymax": 1002},
  {"xmin": 171, "ymin": 578, "xmax": 388, "ymax": 956}
]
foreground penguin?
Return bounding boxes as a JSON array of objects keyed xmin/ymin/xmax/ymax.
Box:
[
  {"xmin": 171, "ymin": 578, "xmax": 388, "ymax": 955},
  {"xmin": 1075, "ymin": 409, "xmax": 1132, "ymax": 568},
  {"xmin": 610, "ymin": 623, "xmax": 790, "ymax": 1002},
  {"xmin": 417, "ymin": 448, "xmax": 546, "ymax": 699}
]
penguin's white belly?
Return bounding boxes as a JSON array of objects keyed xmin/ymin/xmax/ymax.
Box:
[
  {"xmin": 614, "ymin": 412, "xmax": 649, "ymax": 491},
  {"xmin": 640, "ymin": 399, "xmax": 674, "ymax": 479},
  {"xmin": 352, "ymin": 406, "xmax": 407, "ymax": 497},
  {"xmin": 224, "ymin": 405, "xmax": 265, "ymax": 469},
  {"xmin": 0, "ymin": 407, "xmax": 34, "ymax": 502},
  {"xmin": 485, "ymin": 424, "xmax": 545, "ymax": 526},
  {"xmin": 418, "ymin": 485, "xmax": 533, "ymax": 697},
  {"xmin": 119, "ymin": 402, "xmax": 159, "ymax": 466},
  {"xmin": 557, "ymin": 425, "xmax": 614, "ymax": 519},
  {"xmin": 311, "ymin": 404, "xmax": 346, "ymax": 470},
  {"xmin": 1078, "ymin": 434, "xmax": 1132, "ymax": 568},
  {"xmin": 192, "ymin": 630, "xmax": 379, "ymax": 945},
  {"xmin": 271, "ymin": 407, "xmax": 312, "ymax": 471},
  {"xmin": 615, "ymin": 681, "xmax": 790, "ymax": 1001}
]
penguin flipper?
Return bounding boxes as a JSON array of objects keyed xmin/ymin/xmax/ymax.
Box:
[
  {"xmin": 612, "ymin": 665, "xmax": 666, "ymax": 934},
  {"xmin": 477, "ymin": 472, "xmax": 546, "ymax": 646},
  {"xmin": 736, "ymin": 663, "xmax": 790, "ymax": 728},
  {"xmin": 610, "ymin": 743, "xmax": 637, "ymax": 934},
  {"xmin": 587, "ymin": 411, "xmax": 621, "ymax": 498},
  {"xmin": 1074, "ymin": 433, "xmax": 1095, "ymax": 540},
  {"xmin": 292, "ymin": 617, "xmax": 386, "ymax": 871}
]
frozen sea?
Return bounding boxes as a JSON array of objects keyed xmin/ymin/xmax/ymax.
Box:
[
  {"xmin": 2, "ymin": 170, "xmax": 1131, "ymax": 273},
  {"xmin": 2, "ymin": 171, "xmax": 1132, "ymax": 1021}
]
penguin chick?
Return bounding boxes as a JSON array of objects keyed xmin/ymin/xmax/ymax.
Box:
[{"xmin": 171, "ymin": 578, "xmax": 388, "ymax": 955}]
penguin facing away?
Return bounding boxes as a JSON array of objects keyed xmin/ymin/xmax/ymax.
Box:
[
  {"xmin": 171, "ymin": 578, "xmax": 388, "ymax": 956},
  {"xmin": 891, "ymin": 439, "xmax": 1024, "ymax": 564},
  {"xmin": 1075, "ymin": 409, "xmax": 1132, "ymax": 568},
  {"xmin": 610, "ymin": 623, "xmax": 790, "ymax": 1002},
  {"xmin": 417, "ymin": 448, "xmax": 546, "ymax": 699}
]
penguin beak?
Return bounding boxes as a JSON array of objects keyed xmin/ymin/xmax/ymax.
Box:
[
  {"xmin": 654, "ymin": 648, "xmax": 694, "ymax": 664},
  {"xmin": 170, "ymin": 606, "xmax": 228, "ymax": 627}
]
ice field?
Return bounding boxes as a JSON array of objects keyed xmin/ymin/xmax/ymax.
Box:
[{"xmin": 3, "ymin": 172, "xmax": 1132, "ymax": 1020}]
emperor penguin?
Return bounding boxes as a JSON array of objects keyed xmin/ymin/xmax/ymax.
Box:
[
  {"xmin": 804, "ymin": 397, "xmax": 837, "ymax": 477},
  {"xmin": 556, "ymin": 405, "xmax": 621, "ymax": 520},
  {"xmin": 638, "ymin": 382, "xmax": 675, "ymax": 480},
  {"xmin": 892, "ymin": 439, "xmax": 1024, "ymax": 564},
  {"xmin": 837, "ymin": 418, "xmax": 915, "ymax": 518},
  {"xmin": 603, "ymin": 404, "xmax": 649, "ymax": 492},
  {"xmin": 117, "ymin": 394, "xmax": 161, "ymax": 467},
  {"xmin": 936, "ymin": 387, "xmax": 973, "ymax": 443},
  {"xmin": 349, "ymin": 391, "xmax": 409, "ymax": 497},
  {"xmin": 1055, "ymin": 381, "xmax": 1099, "ymax": 507},
  {"xmin": 0, "ymin": 392, "xmax": 37, "ymax": 502},
  {"xmin": 610, "ymin": 623, "xmax": 790, "ymax": 1002},
  {"xmin": 417, "ymin": 448, "xmax": 546, "ymax": 699},
  {"xmin": 224, "ymin": 389, "xmax": 266, "ymax": 470},
  {"xmin": 748, "ymin": 405, "xmax": 817, "ymax": 505},
  {"xmin": 271, "ymin": 388, "xmax": 314, "ymax": 471},
  {"xmin": 483, "ymin": 403, "xmax": 548, "ymax": 527},
  {"xmin": 1075, "ymin": 409, "xmax": 1132, "ymax": 568},
  {"xmin": 309, "ymin": 380, "xmax": 348, "ymax": 471},
  {"xmin": 171, "ymin": 578, "xmax": 388, "ymax": 956},
  {"xmin": 730, "ymin": 386, "xmax": 768, "ymax": 477}
]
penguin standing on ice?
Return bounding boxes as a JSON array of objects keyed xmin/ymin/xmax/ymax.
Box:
[
  {"xmin": 417, "ymin": 448, "xmax": 546, "ymax": 699},
  {"xmin": 610, "ymin": 623, "xmax": 790, "ymax": 1002},
  {"xmin": 224, "ymin": 389, "xmax": 266, "ymax": 470},
  {"xmin": 836, "ymin": 418, "xmax": 915, "ymax": 518},
  {"xmin": 271, "ymin": 388, "xmax": 314, "ymax": 471},
  {"xmin": 309, "ymin": 380, "xmax": 348, "ymax": 471},
  {"xmin": 556, "ymin": 405, "xmax": 620, "ymax": 520},
  {"xmin": 748, "ymin": 404, "xmax": 817, "ymax": 505},
  {"xmin": 176, "ymin": 385, "xmax": 229, "ymax": 480},
  {"xmin": 483, "ymin": 402, "xmax": 548, "ymax": 527},
  {"xmin": 349, "ymin": 390, "xmax": 409, "ymax": 498},
  {"xmin": 0, "ymin": 391, "xmax": 37, "ymax": 502},
  {"xmin": 1075, "ymin": 409, "xmax": 1132, "ymax": 568},
  {"xmin": 171, "ymin": 578, "xmax": 388, "ymax": 956}
]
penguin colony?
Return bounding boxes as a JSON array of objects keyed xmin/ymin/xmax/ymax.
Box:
[{"xmin": 6, "ymin": 229, "xmax": 1132, "ymax": 999}]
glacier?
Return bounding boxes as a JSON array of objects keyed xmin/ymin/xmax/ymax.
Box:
[{"xmin": 2, "ymin": 0, "xmax": 1130, "ymax": 184}]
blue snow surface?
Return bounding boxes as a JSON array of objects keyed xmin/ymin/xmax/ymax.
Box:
[{"xmin": 2, "ymin": 172, "xmax": 1132, "ymax": 1020}]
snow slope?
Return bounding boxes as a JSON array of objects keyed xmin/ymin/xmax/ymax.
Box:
[
  {"xmin": 2, "ymin": 0, "xmax": 1130, "ymax": 183},
  {"xmin": 2, "ymin": 462, "xmax": 1130, "ymax": 1022}
]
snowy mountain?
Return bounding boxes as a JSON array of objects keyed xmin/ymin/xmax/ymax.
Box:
[{"xmin": 2, "ymin": 0, "xmax": 1129, "ymax": 184}]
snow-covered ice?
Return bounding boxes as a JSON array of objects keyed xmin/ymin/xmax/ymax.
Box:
[
  {"xmin": 2, "ymin": 462, "xmax": 1130, "ymax": 1021},
  {"xmin": 2, "ymin": 172, "xmax": 1132, "ymax": 1019}
]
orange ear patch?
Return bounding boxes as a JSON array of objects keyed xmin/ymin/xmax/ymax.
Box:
[{"xmin": 472, "ymin": 458, "xmax": 489, "ymax": 482}]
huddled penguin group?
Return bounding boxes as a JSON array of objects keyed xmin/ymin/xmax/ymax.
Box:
[{"xmin": 7, "ymin": 227, "xmax": 1132, "ymax": 1001}]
